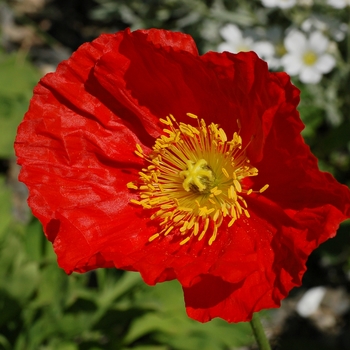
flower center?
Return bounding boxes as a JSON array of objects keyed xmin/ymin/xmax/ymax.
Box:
[
  {"xmin": 302, "ymin": 51, "xmax": 318, "ymax": 66},
  {"xmin": 180, "ymin": 159, "xmax": 214, "ymax": 193},
  {"xmin": 128, "ymin": 113, "xmax": 268, "ymax": 246}
]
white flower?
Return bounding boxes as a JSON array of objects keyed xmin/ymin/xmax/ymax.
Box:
[
  {"xmin": 261, "ymin": 0, "xmax": 297, "ymax": 8},
  {"xmin": 281, "ymin": 30, "xmax": 336, "ymax": 84},
  {"xmin": 296, "ymin": 287, "xmax": 326, "ymax": 318},
  {"xmin": 218, "ymin": 24, "xmax": 254, "ymax": 53},
  {"xmin": 218, "ymin": 24, "xmax": 279, "ymax": 69},
  {"xmin": 301, "ymin": 18, "xmax": 327, "ymax": 33},
  {"xmin": 301, "ymin": 17, "xmax": 347, "ymax": 42},
  {"xmin": 253, "ymin": 41, "xmax": 280, "ymax": 69},
  {"xmin": 327, "ymin": 0, "xmax": 350, "ymax": 8}
]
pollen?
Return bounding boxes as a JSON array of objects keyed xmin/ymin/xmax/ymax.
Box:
[{"xmin": 128, "ymin": 113, "xmax": 268, "ymax": 245}]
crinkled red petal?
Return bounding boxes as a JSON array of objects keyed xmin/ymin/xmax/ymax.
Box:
[
  {"xmin": 93, "ymin": 35, "xmax": 281, "ymax": 163},
  {"xmin": 15, "ymin": 29, "xmax": 350, "ymax": 323}
]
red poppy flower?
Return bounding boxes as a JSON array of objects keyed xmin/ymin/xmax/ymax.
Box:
[{"xmin": 15, "ymin": 28, "xmax": 350, "ymax": 323}]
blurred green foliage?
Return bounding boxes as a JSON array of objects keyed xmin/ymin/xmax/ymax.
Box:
[{"xmin": 0, "ymin": 52, "xmax": 41, "ymax": 157}]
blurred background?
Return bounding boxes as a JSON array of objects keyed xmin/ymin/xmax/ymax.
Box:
[{"xmin": 0, "ymin": 0, "xmax": 350, "ymax": 349}]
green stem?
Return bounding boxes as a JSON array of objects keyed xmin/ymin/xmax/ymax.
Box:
[{"xmin": 249, "ymin": 313, "xmax": 272, "ymax": 350}]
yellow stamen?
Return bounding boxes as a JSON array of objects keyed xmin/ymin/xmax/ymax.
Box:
[
  {"xmin": 186, "ymin": 113, "xmax": 198, "ymax": 119},
  {"xmin": 149, "ymin": 233, "xmax": 160, "ymax": 242},
  {"xmin": 233, "ymin": 179, "xmax": 242, "ymax": 192},
  {"xmin": 208, "ymin": 226, "xmax": 218, "ymax": 246},
  {"xmin": 127, "ymin": 182, "xmax": 138, "ymax": 190},
  {"xmin": 135, "ymin": 151, "xmax": 144, "ymax": 158},
  {"xmin": 198, "ymin": 217, "xmax": 210, "ymax": 241},
  {"xmin": 163, "ymin": 226, "xmax": 174, "ymax": 236},
  {"xmin": 128, "ymin": 113, "xmax": 268, "ymax": 245},
  {"xmin": 180, "ymin": 237, "xmax": 191, "ymax": 245},
  {"xmin": 136, "ymin": 144, "xmax": 143, "ymax": 154},
  {"xmin": 222, "ymin": 168, "xmax": 230, "ymax": 178},
  {"xmin": 259, "ymin": 184, "xmax": 269, "ymax": 193}
]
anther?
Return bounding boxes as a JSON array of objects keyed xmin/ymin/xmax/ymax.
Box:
[{"xmin": 129, "ymin": 113, "xmax": 268, "ymax": 246}]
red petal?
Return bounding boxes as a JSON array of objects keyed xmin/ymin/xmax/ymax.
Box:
[
  {"xmin": 15, "ymin": 28, "xmax": 350, "ymax": 324},
  {"xmin": 183, "ymin": 274, "xmax": 275, "ymax": 323},
  {"xmin": 94, "ymin": 33, "xmax": 283, "ymax": 162},
  {"xmin": 15, "ymin": 31, "xmax": 156, "ymax": 272}
]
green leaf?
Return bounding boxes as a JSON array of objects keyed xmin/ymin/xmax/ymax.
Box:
[
  {"xmin": 0, "ymin": 52, "xmax": 40, "ymax": 157},
  {"xmin": 123, "ymin": 346, "xmax": 168, "ymax": 350},
  {"xmin": 0, "ymin": 334, "xmax": 11, "ymax": 350},
  {"xmin": 55, "ymin": 343, "xmax": 79, "ymax": 350},
  {"xmin": 96, "ymin": 271, "xmax": 142, "ymax": 310},
  {"xmin": 24, "ymin": 219, "xmax": 46, "ymax": 262},
  {"xmin": 126, "ymin": 280, "xmax": 254, "ymax": 349},
  {"xmin": 0, "ymin": 290, "xmax": 21, "ymax": 328},
  {"xmin": 6, "ymin": 261, "xmax": 40, "ymax": 301},
  {"xmin": 0, "ymin": 176, "xmax": 12, "ymax": 239},
  {"xmin": 32, "ymin": 264, "xmax": 67, "ymax": 308}
]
